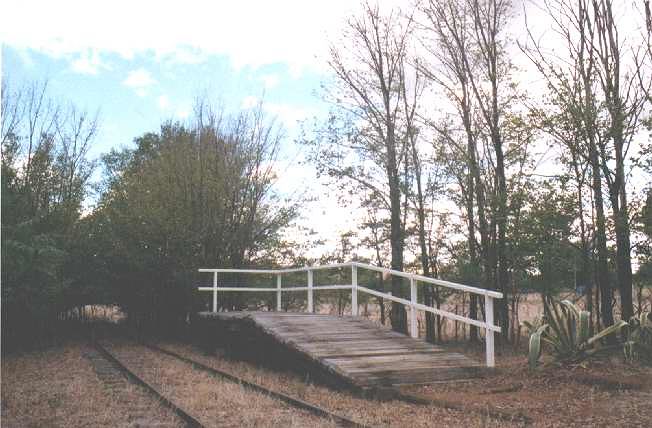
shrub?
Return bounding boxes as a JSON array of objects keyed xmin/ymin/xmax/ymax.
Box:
[
  {"xmin": 526, "ymin": 297, "xmax": 627, "ymax": 369},
  {"xmin": 624, "ymin": 311, "xmax": 652, "ymax": 364}
]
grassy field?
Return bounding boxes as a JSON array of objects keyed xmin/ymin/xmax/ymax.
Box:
[
  {"xmin": 316, "ymin": 287, "xmax": 652, "ymax": 342},
  {"xmin": 1, "ymin": 343, "xmax": 179, "ymax": 427},
  {"xmin": 3, "ymin": 338, "xmax": 650, "ymax": 427}
]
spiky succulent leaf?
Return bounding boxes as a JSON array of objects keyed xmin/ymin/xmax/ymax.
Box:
[
  {"xmin": 528, "ymin": 324, "xmax": 549, "ymax": 369},
  {"xmin": 545, "ymin": 298, "xmax": 572, "ymax": 353},
  {"xmin": 625, "ymin": 312, "xmax": 652, "ymax": 363},
  {"xmin": 522, "ymin": 320, "xmax": 537, "ymax": 334},
  {"xmin": 561, "ymin": 300, "xmax": 581, "ymax": 318},
  {"xmin": 578, "ymin": 311, "xmax": 590, "ymax": 344},
  {"xmin": 585, "ymin": 320, "xmax": 627, "ymax": 347}
]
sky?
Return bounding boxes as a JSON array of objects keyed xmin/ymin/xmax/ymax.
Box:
[
  {"xmin": 1, "ymin": 0, "xmax": 360, "ymax": 155},
  {"xmin": 1, "ymin": 0, "xmax": 370, "ymax": 255},
  {"xmin": 2, "ymin": 0, "xmax": 649, "ymax": 262}
]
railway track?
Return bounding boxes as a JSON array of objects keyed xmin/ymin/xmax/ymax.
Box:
[
  {"xmin": 92, "ymin": 339, "xmax": 369, "ymax": 428},
  {"xmin": 85, "ymin": 345, "xmax": 196, "ymax": 427}
]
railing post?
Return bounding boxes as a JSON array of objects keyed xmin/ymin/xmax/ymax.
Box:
[
  {"xmin": 307, "ymin": 269, "xmax": 314, "ymax": 313},
  {"xmin": 351, "ymin": 264, "xmax": 358, "ymax": 316},
  {"xmin": 410, "ymin": 278, "xmax": 418, "ymax": 338},
  {"xmin": 212, "ymin": 272, "xmax": 218, "ymax": 313},
  {"xmin": 485, "ymin": 295, "xmax": 495, "ymax": 367},
  {"xmin": 276, "ymin": 274, "xmax": 282, "ymax": 312}
]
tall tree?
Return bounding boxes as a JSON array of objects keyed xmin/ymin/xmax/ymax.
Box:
[
  {"xmin": 417, "ymin": 0, "xmax": 492, "ymax": 342},
  {"xmin": 521, "ymin": 0, "xmax": 651, "ymax": 324},
  {"xmin": 1, "ymin": 78, "xmax": 98, "ymax": 347},
  {"xmin": 418, "ymin": 0, "xmax": 517, "ymax": 337},
  {"xmin": 591, "ymin": 0, "xmax": 651, "ymax": 321},
  {"xmin": 314, "ymin": 1, "xmax": 414, "ymax": 332}
]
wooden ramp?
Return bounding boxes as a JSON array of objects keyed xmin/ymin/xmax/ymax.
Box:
[{"xmin": 196, "ymin": 311, "xmax": 484, "ymax": 389}]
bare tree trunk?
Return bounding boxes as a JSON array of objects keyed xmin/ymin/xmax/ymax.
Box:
[
  {"xmin": 590, "ymin": 141, "xmax": 614, "ymax": 326},
  {"xmin": 591, "ymin": 0, "xmax": 641, "ymax": 322},
  {"xmin": 326, "ymin": 2, "xmax": 410, "ymax": 333}
]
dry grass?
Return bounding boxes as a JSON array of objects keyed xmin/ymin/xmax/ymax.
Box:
[
  {"xmin": 103, "ymin": 340, "xmax": 338, "ymax": 428},
  {"xmin": 318, "ymin": 287, "xmax": 652, "ymax": 341},
  {"xmin": 4, "ymin": 339, "xmax": 648, "ymax": 427},
  {"xmin": 158, "ymin": 342, "xmax": 511, "ymax": 427},
  {"xmin": 1, "ymin": 343, "xmax": 180, "ymax": 427},
  {"xmin": 401, "ymin": 356, "xmax": 652, "ymax": 427},
  {"xmin": 158, "ymin": 341, "xmax": 652, "ymax": 427}
]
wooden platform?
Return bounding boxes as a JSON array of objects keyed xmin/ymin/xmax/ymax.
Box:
[{"xmin": 196, "ymin": 311, "xmax": 484, "ymax": 389}]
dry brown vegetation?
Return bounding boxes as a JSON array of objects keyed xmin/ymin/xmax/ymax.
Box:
[
  {"xmin": 3, "ymin": 339, "xmax": 650, "ymax": 427},
  {"xmin": 402, "ymin": 355, "xmax": 652, "ymax": 427},
  {"xmin": 159, "ymin": 341, "xmax": 652, "ymax": 427},
  {"xmin": 159, "ymin": 342, "xmax": 512, "ymax": 427},
  {"xmin": 103, "ymin": 340, "xmax": 337, "ymax": 428},
  {"xmin": 1, "ymin": 344, "xmax": 180, "ymax": 427}
]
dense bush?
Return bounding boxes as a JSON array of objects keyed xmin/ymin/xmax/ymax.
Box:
[
  {"xmin": 624, "ymin": 312, "xmax": 652, "ymax": 364},
  {"xmin": 1, "ymin": 80, "xmax": 98, "ymax": 348},
  {"xmin": 1, "ymin": 79, "xmax": 295, "ymax": 346},
  {"xmin": 90, "ymin": 104, "xmax": 296, "ymax": 333}
]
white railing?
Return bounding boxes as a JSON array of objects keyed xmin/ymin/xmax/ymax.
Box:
[{"xmin": 197, "ymin": 261, "xmax": 503, "ymax": 367}]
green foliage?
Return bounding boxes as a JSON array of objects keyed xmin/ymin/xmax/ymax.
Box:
[
  {"xmin": 634, "ymin": 190, "xmax": 652, "ymax": 289},
  {"xmin": 92, "ymin": 104, "xmax": 296, "ymax": 331},
  {"xmin": 526, "ymin": 298, "xmax": 627, "ymax": 368},
  {"xmin": 2, "ymin": 79, "xmax": 295, "ymax": 345},
  {"xmin": 1, "ymin": 79, "xmax": 97, "ymax": 348},
  {"xmin": 513, "ymin": 181, "xmax": 578, "ymax": 295},
  {"xmin": 624, "ymin": 312, "xmax": 652, "ymax": 364},
  {"xmin": 527, "ymin": 324, "xmax": 549, "ymax": 369}
]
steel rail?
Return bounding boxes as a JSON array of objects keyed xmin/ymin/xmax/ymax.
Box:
[
  {"xmin": 93, "ymin": 341, "xmax": 204, "ymax": 428},
  {"xmin": 141, "ymin": 342, "xmax": 370, "ymax": 428}
]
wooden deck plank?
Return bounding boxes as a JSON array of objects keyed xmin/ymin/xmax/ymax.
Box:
[{"xmin": 196, "ymin": 311, "xmax": 485, "ymax": 388}]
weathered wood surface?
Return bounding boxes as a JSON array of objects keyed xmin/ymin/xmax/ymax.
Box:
[{"xmin": 196, "ymin": 311, "xmax": 484, "ymax": 388}]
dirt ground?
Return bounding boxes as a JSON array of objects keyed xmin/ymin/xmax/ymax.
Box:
[
  {"xmin": 401, "ymin": 354, "xmax": 652, "ymax": 427},
  {"xmin": 2, "ymin": 339, "xmax": 651, "ymax": 427},
  {"xmin": 159, "ymin": 341, "xmax": 652, "ymax": 427},
  {"xmin": 1, "ymin": 343, "xmax": 180, "ymax": 427},
  {"xmin": 103, "ymin": 339, "xmax": 336, "ymax": 428}
]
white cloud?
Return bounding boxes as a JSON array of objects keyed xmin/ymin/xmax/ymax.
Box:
[
  {"xmin": 241, "ymin": 95, "xmax": 261, "ymax": 109},
  {"xmin": 240, "ymin": 97, "xmax": 313, "ymax": 130},
  {"xmin": 0, "ymin": 0, "xmax": 366, "ymax": 75},
  {"xmin": 70, "ymin": 50, "xmax": 107, "ymax": 75},
  {"xmin": 261, "ymin": 74, "xmax": 280, "ymax": 89},
  {"xmin": 123, "ymin": 68, "xmax": 155, "ymax": 88},
  {"xmin": 175, "ymin": 107, "xmax": 190, "ymax": 119},
  {"xmin": 15, "ymin": 48, "xmax": 35, "ymax": 68},
  {"xmin": 264, "ymin": 102, "xmax": 313, "ymax": 131},
  {"xmin": 157, "ymin": 95, "xmax": 170, "ymax": 110}
]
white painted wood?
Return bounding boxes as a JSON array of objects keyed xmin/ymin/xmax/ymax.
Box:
[
  {"xmin": 199, "ymin": 268, "xmax": 279, "ymax": 274},
  {"xmin": 199, "ymin": 287, "xmax": 278, "ymax": 292},
  {"xmin": 198, "ymin": 285, "xmax": 352, "ymax": 292},
  {"xmin": 212, "ymin": 272, "xmax": 218, "ymax": 313},
  {"xmin": 197, "ymin": 260, "xmax": 504, "ymax": 367},
  {"xmin": 278, "ymin": 262, "xmax": 352, "ymax": 273},
  {"xmin": 279, "ymin": 285, "xmax": 353, "ymax": 291},
  {"xmin": 276, "ymin": 274, "xmax": 282, "ymax": 311},
  {"xmin": 355, "ymin": 286, "xmax": 501, "ymax": 332},
  {"xmin": 307, "ymin": 269, "xmax": 314, "ymax": 313},
  {"xmin": 351, "ymin": 265, "xmax": 358, "ymax": 316},
  {"xmin": 410, "ymin": 278, "xmax": 418, "ymax": 338},
  {"xmin": 485, "ymin": 295, "xmax": 495, "ymax": 368},
  {"xmin": 199, "ymin": 262, "xmax": 503, "ymax": 298},
  {"xmin": 351, "ymin": 262, "xmax": 503, "ymax": 298}
]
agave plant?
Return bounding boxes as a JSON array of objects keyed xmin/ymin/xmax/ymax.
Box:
[
  {"xmin": 526, "ymin": 297, "xmax": 627, "ymax": 369},
  {"xmin": 624, "ymin": 311, "xmax": 652, "ymax": 364}
]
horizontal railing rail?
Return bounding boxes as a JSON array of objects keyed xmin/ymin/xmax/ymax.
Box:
[{"xmin": 197, "ymin": 261, "xmax": 502, "ymax": 367}]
